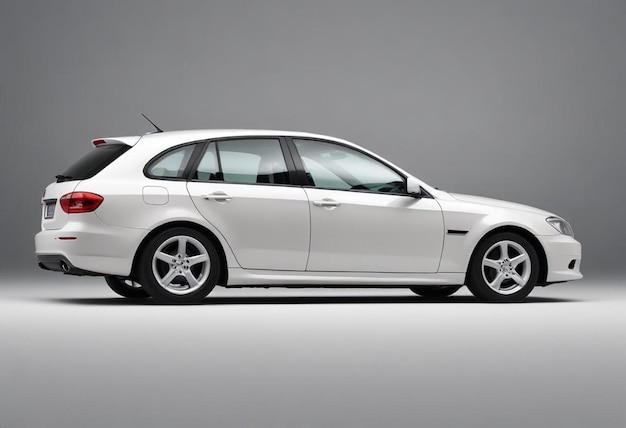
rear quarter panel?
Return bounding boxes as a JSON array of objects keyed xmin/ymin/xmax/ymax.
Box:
[{"xmin": 74, "ymin": 137, "xmax": 241, "ymax": 269}]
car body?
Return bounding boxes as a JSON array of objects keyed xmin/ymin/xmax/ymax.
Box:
[{"xmin": 35, "ymin": 129, "xmax": 582, "ymax": 303}]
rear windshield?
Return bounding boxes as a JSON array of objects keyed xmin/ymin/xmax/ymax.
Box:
[{"xmin": 57, "ymin": 144, "xmax": 130, "ymax": 182}]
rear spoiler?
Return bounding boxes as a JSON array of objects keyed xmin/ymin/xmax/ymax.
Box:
[{"xmin": 91, "ymin": 136, "xmax": 142, "ymax": 147}]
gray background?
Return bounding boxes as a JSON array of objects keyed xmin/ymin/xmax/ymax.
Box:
[
  {"xmin": 1, "ymin": 2, "xmax": 626, "ymax": 428},
  {"xmin": 1, "ymin": 0, "xmax": 625, "ymax": 274}
]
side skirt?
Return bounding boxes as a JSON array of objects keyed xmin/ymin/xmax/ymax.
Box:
[{"xmin": 225, "ymin": 268, "xmax": 465, "ymax": 287}]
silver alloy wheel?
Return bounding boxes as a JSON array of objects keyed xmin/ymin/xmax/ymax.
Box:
[
  {"xmin": 151, "ymin": 235, "xmax": 211, "ymax": 295},
  {"xmin": 481, "ymin": 240, "xmax": 531, "ymax": 295}
]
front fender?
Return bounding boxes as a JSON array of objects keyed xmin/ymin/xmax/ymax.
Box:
[{"xmin": 436, "ymin": 198, "xmax": 557, "ymax": 273}]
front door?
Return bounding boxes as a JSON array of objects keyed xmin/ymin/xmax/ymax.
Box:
[{"xmin": 291, "ymin": 138, "xmax": 444, "ymax": 273}]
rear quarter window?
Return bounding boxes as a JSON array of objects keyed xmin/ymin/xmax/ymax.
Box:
[
  {"xmin": 58, "ymin": 144, "xmax": 130, "ymax": 182},
  {"xmin": 145, "ymin": 144, "xmax": 197, "ymax": 179}
]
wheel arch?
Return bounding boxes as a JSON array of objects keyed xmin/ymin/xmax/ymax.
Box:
[
  {"xmin": 131, "ymin": 221, "xmax": 228, "ymax": 286},
  {"xmin": 464, "ymin": 225, "xmax": 548, "ymax": 286}
]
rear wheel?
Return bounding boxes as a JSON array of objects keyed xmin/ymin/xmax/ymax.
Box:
[
  {"xmin": 138, "ymin": 227, "xmax": 221, "ymax": 304},
  {"xmin": 466, "ymin": 232, "xmax": 539, "ymax": 302},
  {"xmin": 410, "ymin": 285, "xmax": 461, "ymax": 298},
  {"xmin": 104, "ymin": 276, "xmax": 150, "ymax": 299}
]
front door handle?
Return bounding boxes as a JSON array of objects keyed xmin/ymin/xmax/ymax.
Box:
[
  {"xmin": 313, "ymin": 198, "xmax": 340, "ymax": 208},
  {"xmin": 201, "ymin": 191, "xmax": 233, "ymax": 203}
]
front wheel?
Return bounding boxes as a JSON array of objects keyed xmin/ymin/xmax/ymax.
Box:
[
  {"xmin": 104, "ymin": 276, "xmax": 150, "ymax": 299},
  {"xmin": 410, "ymin": 285, "xmax": 461, "ymax": 298},
  {"xmin": 466, "ymin": 232, "xmax": 539, "ymax": 302},
  {"xmin": 138, "ymin": 227, "xmax": 221, "ymax": 304}
]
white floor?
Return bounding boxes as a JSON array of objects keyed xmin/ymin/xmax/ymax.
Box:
[{"xmin": 1, "ymin": 273, "xmax": 625, "ymax": 428}]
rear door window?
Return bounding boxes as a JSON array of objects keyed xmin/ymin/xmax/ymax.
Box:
[
  {"xmin": 192, "ymin": 139, "xmax": 291, "ymax": 185},
  {"xmin": 193, "ymin": 143, "xmax": 219, "ymax": 180}
]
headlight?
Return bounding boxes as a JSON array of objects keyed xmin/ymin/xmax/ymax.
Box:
[{"xmin": 546, "ymin": 216, "xmax": 574, "ymax": 237}]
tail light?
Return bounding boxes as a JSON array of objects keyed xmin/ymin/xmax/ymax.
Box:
[{"xmin": 59, "ymin": 192, "xmax": 104, "ymax": 213}]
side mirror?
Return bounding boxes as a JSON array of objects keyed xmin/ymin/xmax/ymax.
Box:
[{"xmin": 406, "ymin": 177, "xmax": 422, "ymax": 198}]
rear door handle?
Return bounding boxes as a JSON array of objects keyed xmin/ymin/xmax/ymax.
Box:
[
  {"xmin": 201, "ymin": 191, "xmax": 233, "ymax": 202},
  {"xmin": 313, "ymin": 198, "xmax": 340, "ymax": 208}
]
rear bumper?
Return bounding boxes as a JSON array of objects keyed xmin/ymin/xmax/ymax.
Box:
[
  {"xmin": 35, "ymin": 214, "xmax": 147, "ymax": 276},
  {"xmin": 536, "ymin": 234, "xmax": 583, "ymax": 283},
  {"xmin": 37, "ymin": 254, "xmax": 102, "ymax": 276}
]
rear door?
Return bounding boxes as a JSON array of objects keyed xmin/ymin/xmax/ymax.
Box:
[{"xmin": 186, "ymin": 138, "xmax": 310, "ymax": 270}]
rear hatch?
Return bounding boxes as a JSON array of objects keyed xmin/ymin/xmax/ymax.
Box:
[
  {"xmin": 41, "ymin": 181, "xmax": 82, "ymax": 230},
  {"xmin": 41, "ymin": 137, "xmax": 138, "ymax": 230}
]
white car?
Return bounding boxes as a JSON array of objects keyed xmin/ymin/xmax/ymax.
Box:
[{"xmin": 36, "ymin": 129, "xmax": 582, "ymax": 303}]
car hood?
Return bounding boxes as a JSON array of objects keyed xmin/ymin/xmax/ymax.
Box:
[{"xmin": 448, "ymin": 193, "xmax": 554, "ymax": 217}]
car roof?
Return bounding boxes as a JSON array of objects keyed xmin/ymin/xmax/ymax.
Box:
[{"xmin": 135, "ymin": 129, "xmax": 355, "ymax": 146}]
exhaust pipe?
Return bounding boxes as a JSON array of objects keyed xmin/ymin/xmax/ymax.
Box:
[{"xmin": 59, "ymin": 260, "xmax": 70, "ymax": 273}]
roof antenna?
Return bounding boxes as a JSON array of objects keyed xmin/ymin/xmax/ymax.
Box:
[{"xmin": 141, "ymin": 113, "xmax": 164, "ymax": 133}]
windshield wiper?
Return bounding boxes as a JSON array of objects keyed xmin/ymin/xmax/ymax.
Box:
[{"xmin": 55, "ymin": 174, "xmax": 74, "ymax": 182}]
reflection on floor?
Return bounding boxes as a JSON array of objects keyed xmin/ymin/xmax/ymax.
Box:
[{"xmin": 1, "ymin": 273, "xmax": 625, "ymax": 428}]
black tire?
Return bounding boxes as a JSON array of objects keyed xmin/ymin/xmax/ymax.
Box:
[
  {"xmin": 410, "ymin": 285, "xmax": 462, "ymax": 298},
  {"xmin": 138, "ymin": 227, "xmax": 221, "ymax": 304},
  {"xmin": 466, "ymin": 232, "xmax": 539, "ymax": 303},
  {"xmin": 104, "ymin": 276, "xmax": 150, "ymax": 299}
]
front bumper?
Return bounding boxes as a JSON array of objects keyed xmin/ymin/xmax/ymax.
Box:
[{"xmin": 536, "ymin": 234, "xmax": 583, "ymax": 283}]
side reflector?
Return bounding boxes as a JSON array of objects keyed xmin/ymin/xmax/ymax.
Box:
[{"xmin": 59, "ymin": 192, "xmax": 104, "ymax": 213}]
